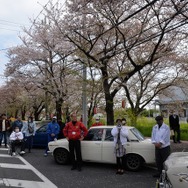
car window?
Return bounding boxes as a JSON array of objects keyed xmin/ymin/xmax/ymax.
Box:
[
  {"xmin": 104, "ymin": 129, "xmax": 114, "ymax": 141},
  {"xmin": 84, "ymin": 129, "xmax": 103, "ymax": 141},
  {"xmin": 104, "ymin": 128, "xmax": 130, "ymax": 142},
  {"xmin": 130, "ymin": 128, "xmax": 144, "ymax": 141},
  {"xmin": 38, "ymin": 125, "xmax": 47, "ymax": 133}
]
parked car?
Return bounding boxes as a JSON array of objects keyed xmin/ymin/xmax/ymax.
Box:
[
  {"xmin": 159, "ymin": 152, "xmax": 188, "ymax": 188},
  {"xmin": 48, "ymin": 126, "xmax": 155, "ymax": 171},
  {"xmin": 33, "ymin": 124, "xmax": 48, "ymax": 147}
]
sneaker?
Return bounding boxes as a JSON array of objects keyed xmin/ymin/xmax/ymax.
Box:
[
  {"xmin": 44, "ymin": 153, "xmax": 48, "ymax": 157},
  {"xmin": 12, "ymin": 152, "xmax": 16, "ymax": 156},
  {"xmin": 20, "ymin": 151, "xmax": 25, "ymax": 154}
]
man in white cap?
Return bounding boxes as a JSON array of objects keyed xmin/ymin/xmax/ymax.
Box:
[{"xmin": 44, "ymin": 116, "xmax": 60, "ymax": 156}]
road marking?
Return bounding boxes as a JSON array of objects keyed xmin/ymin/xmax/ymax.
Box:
[
  {"xmin": 0, "ymin": 148, "xmax": 58, "ymax": 188},
  {"xmin": 1, "ymin": 179, "xmax": 53, "ymax": 188}
]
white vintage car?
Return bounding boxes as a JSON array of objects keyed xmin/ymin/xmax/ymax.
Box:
[
  {"xmin": 159, "ymin": 152, "xmax": 188, "ymax": 188},
  {"xmin": 48, "ymin": 126, "xmax": 155, "ymax": 171}
]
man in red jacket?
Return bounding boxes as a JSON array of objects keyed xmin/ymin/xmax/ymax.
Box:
[{"xmin": 63, "ymin": 113, "xmax": 88, "ymax": 171}]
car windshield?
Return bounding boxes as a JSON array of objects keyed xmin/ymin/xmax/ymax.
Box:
[{"xmin": 130, "ymin": 128, "xmax": 145, "ymax": 141}]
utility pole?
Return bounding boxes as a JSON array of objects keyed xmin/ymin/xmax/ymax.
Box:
[
  {"xmin": 45, "ymin": 62, "xmax": 49, "ymax": 120},
  {"xmin": 82, "ymin": 63, "xmax": 87, "ymax": 127},
  {"xmin": 82, "ymin": 4, "xmax": 88, "ymax": 128}
]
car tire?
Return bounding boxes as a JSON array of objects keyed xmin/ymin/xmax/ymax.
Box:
[
  {"xmin": 125, "ymin": 154, "xmax": 143, "ymax": 171},
  {"xmin": 54, "ymin": 148, "xmax": 69, "ymax": 165}
]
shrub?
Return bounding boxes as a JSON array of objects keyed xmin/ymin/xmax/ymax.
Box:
[{"xmin": 135, "ymin": 117, "xmax": 188, "ymax": 141}]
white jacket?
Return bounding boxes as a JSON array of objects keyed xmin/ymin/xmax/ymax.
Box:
[
  {"xmin": 111, "ymin": 126, "xmax": 129, "ymax": 146},
  {"xmin": 10, "ymin": 131, "xmax": 23, "ymax": 141},
  {"xmin": 151, "ymin": 123, "xmax": 170, "ymax": 148}
]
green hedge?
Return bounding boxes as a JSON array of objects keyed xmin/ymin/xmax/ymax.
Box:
[{"xmin": 132, "ymin": 117, "xmax": 188, "ymax": 141}]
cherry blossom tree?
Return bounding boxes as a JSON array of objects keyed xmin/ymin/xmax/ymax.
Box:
[
  {"xmin": 56, "ymin": 0, "xmax": 188, "ymax": 124},
  {"xmin": 5, "ymin": 0, "xmax": 188, "ymax": 125}
]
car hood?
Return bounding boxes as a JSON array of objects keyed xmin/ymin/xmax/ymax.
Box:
[
  {"xmin": 140, "ymin": 138, "xmax": 153, "ymax": 145},
  {"xmin": 164, "ymin": 152, "xmax": 188, "ymax": 187},
  {"xmin": 165, "ymin": 152, "xmax": 188, "ymax": 169},
  {"xmin": 49, "ymin": 138, "xmax": 67, "ymax": 145}
]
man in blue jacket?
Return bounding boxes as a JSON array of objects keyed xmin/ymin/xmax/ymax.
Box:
[{"xmin": 44, "ymin": 116, "xmax": 60, "ymax": 156}]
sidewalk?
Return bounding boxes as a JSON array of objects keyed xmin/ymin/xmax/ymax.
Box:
[{"xmin": 170, "ymin": 140, "xmax": 188, "ymax": 152}]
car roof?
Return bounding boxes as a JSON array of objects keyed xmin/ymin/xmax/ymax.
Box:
[{"xmin": 89, "ymin": 125, "xmax": 133, "ymax": 130}]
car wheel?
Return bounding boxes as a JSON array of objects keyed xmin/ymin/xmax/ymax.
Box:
[
  {"xmin": 54, "ymin": 148, "xmax": 69, "ymax": 165},
  {"xmin": 125, "ymin": 154, "xmax": 143, "ymax": 171}
]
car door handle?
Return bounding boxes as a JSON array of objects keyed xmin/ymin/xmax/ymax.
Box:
[{"xmin": 126, "ymin": 144, "xmax": 130, "ymax": 146}]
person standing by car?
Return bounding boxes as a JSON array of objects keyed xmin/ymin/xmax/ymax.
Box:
[
  {"xmin": 169, "ymin": 111, "xmax": 181, "ymax": 143},
  {"xmin": 151, "ymin": 115, "xmax": 171, "ymax": 178},
  {"xmin": 44, "ymin": 116, "xmax": 60, "ymax": 156},
  {"xmin": 0, "ymin": 114, "xmax": 11, "ymax": 148},
  {"xmin": 63, "ymin": 113, "xmax": 88, "ymax": 171},
  {"xmin": 21, "ymin": 116, "xmax": 36, "ymax": 153},
  {"xmin": 111, "ymin": 118, "xmax": 129, "ymax": 175}
]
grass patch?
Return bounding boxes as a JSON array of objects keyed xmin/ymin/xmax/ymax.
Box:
[{"xmin": 131, "ymin": 117, "xmax": 188, "ymax": 141}]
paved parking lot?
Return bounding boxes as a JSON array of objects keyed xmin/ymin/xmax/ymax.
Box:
[
  {"xmin": 25, "ymin": 149, "xmax": 157, "ymax": 188},
  {"xmin": 0, "ymin": 140, "xmax": 186, "ymax": 188},
  {"xmin": 0, "ymin": 147, "xmax": 57, "ymax": 188}
]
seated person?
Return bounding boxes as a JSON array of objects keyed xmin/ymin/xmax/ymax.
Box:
[{"xmin": 9, "ymin": 126, "xmax": 25, "ymax": 156}]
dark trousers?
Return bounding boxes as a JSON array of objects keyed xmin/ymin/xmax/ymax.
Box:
[
  {"xmin": 172, "ymin": 129, "xmax": 180, "ymax": 142},
  {"xmin": 116, "ymin": 156, "xmax": 125, "ymax": 169},
  {"xmin": 25, "ymin": 135, "xmax": 33, "ymax": 151},
  {"xmin": 0, "ymin": 131, "xmax": 7, "ymax": 146},
  {"xmin": 69, "ymin": 140, "xmax": 82, "ymax": 168},
  {"xmin": 155, "ymin": 146, "xmax": 170, "ymax": 174},
  {"xmin": 11, "ymin": 140, "xmax": 25, "ymax": 152}
]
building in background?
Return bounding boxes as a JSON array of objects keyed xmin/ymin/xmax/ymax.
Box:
[{"xmin": 158, "ymin": 82, "xmax": 188, "ymax": 120}]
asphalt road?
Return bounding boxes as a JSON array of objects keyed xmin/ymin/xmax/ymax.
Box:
[
  {"xmin": 23, "ymin": 148, "xmax": 157, "ymax": 188},
  {"xmin": 1, "ymin": 140, "xmax": 187, "ymax": 188}
]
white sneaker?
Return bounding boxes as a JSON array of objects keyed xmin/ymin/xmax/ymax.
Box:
[
  {"xmin": 12, "ymin": 152, "xmax": 16, "ymax": 156},
  {"xmin": 44, "ymin": 153, "xmax": 48, "ymax": 157},
  {"xmin": 20, "ymin": 151, "xmax": 25, "ymax": 154}
]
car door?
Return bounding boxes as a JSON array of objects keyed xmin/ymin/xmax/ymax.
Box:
[
  {"xmin": 33, "ymin": 124, "xmax": 48, "ymax": 147},
  {"xmin": 102, "ymin": 128, "xmax": 132, "ymax": 163},
  {"xmin": 81, "ymin": 128, "xmax": 104, "ymax": 162}
]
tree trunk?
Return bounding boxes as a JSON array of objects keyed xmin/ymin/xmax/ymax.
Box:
[
  {"xmin": 21, "ymin": 106, "xmax": 26, "ymax": 120},
  {"xmin": 101, "ymin": 63, "xmax": 115, "ymax": 125},
  {"xmin": 105, "ymin": 93, "xmax": 114, "ymax": 125},
  {"xmin": 56, "ymin": 100, "xmax": 63, "ymax": 120},
  {"xmin": 33, "ymin": 103, "xmax": 45, "ymax": 121}
]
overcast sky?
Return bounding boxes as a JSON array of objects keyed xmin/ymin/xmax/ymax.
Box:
[{"xmin": 0, "ymin": 0, "xmax": 60, "ymax": 85}]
